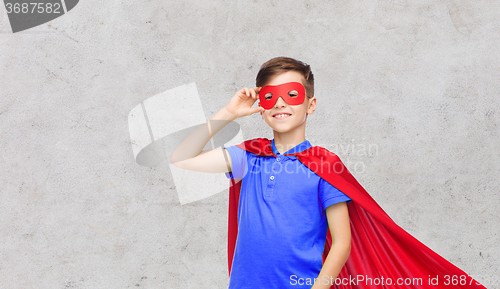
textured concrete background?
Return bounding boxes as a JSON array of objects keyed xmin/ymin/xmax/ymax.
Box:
[{"xmin": 1, "ymin": 0, "xmax": 499, "ymax": 288}]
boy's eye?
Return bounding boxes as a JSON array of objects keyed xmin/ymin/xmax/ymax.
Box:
[
  {"xmin": 264, "ymin": 92, "xmax": 273, "ymax": 100},
  {"xmin": 288, "ymin": 90, "xmax": 298, "ymax": 97}
]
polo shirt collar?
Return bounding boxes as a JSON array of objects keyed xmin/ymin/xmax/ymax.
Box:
[{"xmin": 271, "ymin": 139, "xmax": 312, "ymax": 160}]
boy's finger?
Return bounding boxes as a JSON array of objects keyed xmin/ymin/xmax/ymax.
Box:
[
  {"xmin": 252, "ymin": 106, "xmax": 264, "ymax": 114},
  {"xmin": 250, "ymin": 88, "xmax": 257, "ymax": 99},
  {"xmin": 254, "ymin": 87, "xmax": 262, "ymax": 100}
]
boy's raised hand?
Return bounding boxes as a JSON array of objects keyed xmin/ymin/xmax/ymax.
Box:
[{"xmin": 224, "ymin": 87, "xmax": 265, "ymax": 120}]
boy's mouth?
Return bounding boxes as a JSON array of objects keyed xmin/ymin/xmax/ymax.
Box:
[{"xmin": 272, "ymin": 113, "xmax": 291, "ymax": 119}]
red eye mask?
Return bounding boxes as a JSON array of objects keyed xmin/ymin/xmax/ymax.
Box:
[{"xmin": 258, "ymin": 82, "xmax": 306, "ymax": 110}]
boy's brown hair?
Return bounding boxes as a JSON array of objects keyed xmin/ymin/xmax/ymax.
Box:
[{"xmin": 256, "ymin": 57, "xmax": 314, "ymax": 98}]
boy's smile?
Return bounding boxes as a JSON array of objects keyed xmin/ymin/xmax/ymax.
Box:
[{"xmin": 272, "ymin": 112, "xmax": 291, "ymax": 120}]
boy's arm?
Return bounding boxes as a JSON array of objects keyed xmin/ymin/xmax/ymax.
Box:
[
  {"xmin": 170, "ymin": 107, "xmax": 234, "ymax": 173},
  {"xmin": 312, "ymin": 201, "xmax": 351, "ymax": 289},
  {"xmin": 170, "ymin": 87, "xmax": 263, "ymax": 173}
]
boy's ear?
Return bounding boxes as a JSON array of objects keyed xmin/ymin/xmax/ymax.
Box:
[{"xmin": 306, "ymin": 97, "xmax": 316, "ymax": 115}]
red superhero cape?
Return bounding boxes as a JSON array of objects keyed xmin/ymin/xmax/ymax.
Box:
[{"xmin": 227, "ymin": 138, "xmax": 486, "ymax": 288}]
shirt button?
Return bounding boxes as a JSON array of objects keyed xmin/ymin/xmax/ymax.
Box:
[{"xmin": 270, "ymin": 176, "xmax": 275, "ymax": 180}]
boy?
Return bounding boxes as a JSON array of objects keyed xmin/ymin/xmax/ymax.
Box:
[
  {"xmin": 170, "ymin": 57, "xmax": 487, "ymax": 289},
  {"xmin": 171, "ymin": 57, "xmax": 351, "ymax": 288}
]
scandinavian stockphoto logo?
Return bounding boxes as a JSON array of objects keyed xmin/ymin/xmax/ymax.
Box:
[
  {"xmin": 128, "ymin": 83, "xmax": 243, "ymax": 205},
  {"xmin": 2, "ymin": 0, "xmax": 79, "ymax": 33}
]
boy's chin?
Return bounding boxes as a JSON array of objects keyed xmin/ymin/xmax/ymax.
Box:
[{"xmin": 269, "ymin": 124, "xmax": 297, "ymax": 134}]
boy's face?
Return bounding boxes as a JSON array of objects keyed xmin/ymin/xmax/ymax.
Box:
[{"xmin": 259, "ymin": 71, "xmax": 316, "ymax": 134}]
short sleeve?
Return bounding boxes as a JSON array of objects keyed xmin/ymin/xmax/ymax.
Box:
[
  {"xmin": 224, "ymin": 146, "xmax": 248, "ymax": 180},
  {"xmin": 319, "ymin": 178, "xmax": 352, "ymax": 210}
]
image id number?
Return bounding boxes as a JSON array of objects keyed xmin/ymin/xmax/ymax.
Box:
[{"xmin": 5, "ymin": 2, "xmax": 62, "ymax": 14}]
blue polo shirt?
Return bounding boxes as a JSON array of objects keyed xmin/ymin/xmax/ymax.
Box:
[{"xmin": 224, "ymin": 139, "xmax": 351, "ymax": 289}]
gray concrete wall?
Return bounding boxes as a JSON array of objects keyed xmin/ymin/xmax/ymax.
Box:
[{"xmin": 1, "ymin": 0, "xmax": 498, "ymax": 288}]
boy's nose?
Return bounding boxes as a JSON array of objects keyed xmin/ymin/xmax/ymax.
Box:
[{"xmin": 274, "ymin": 96, "xmax": 287, "ymax": 108}]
